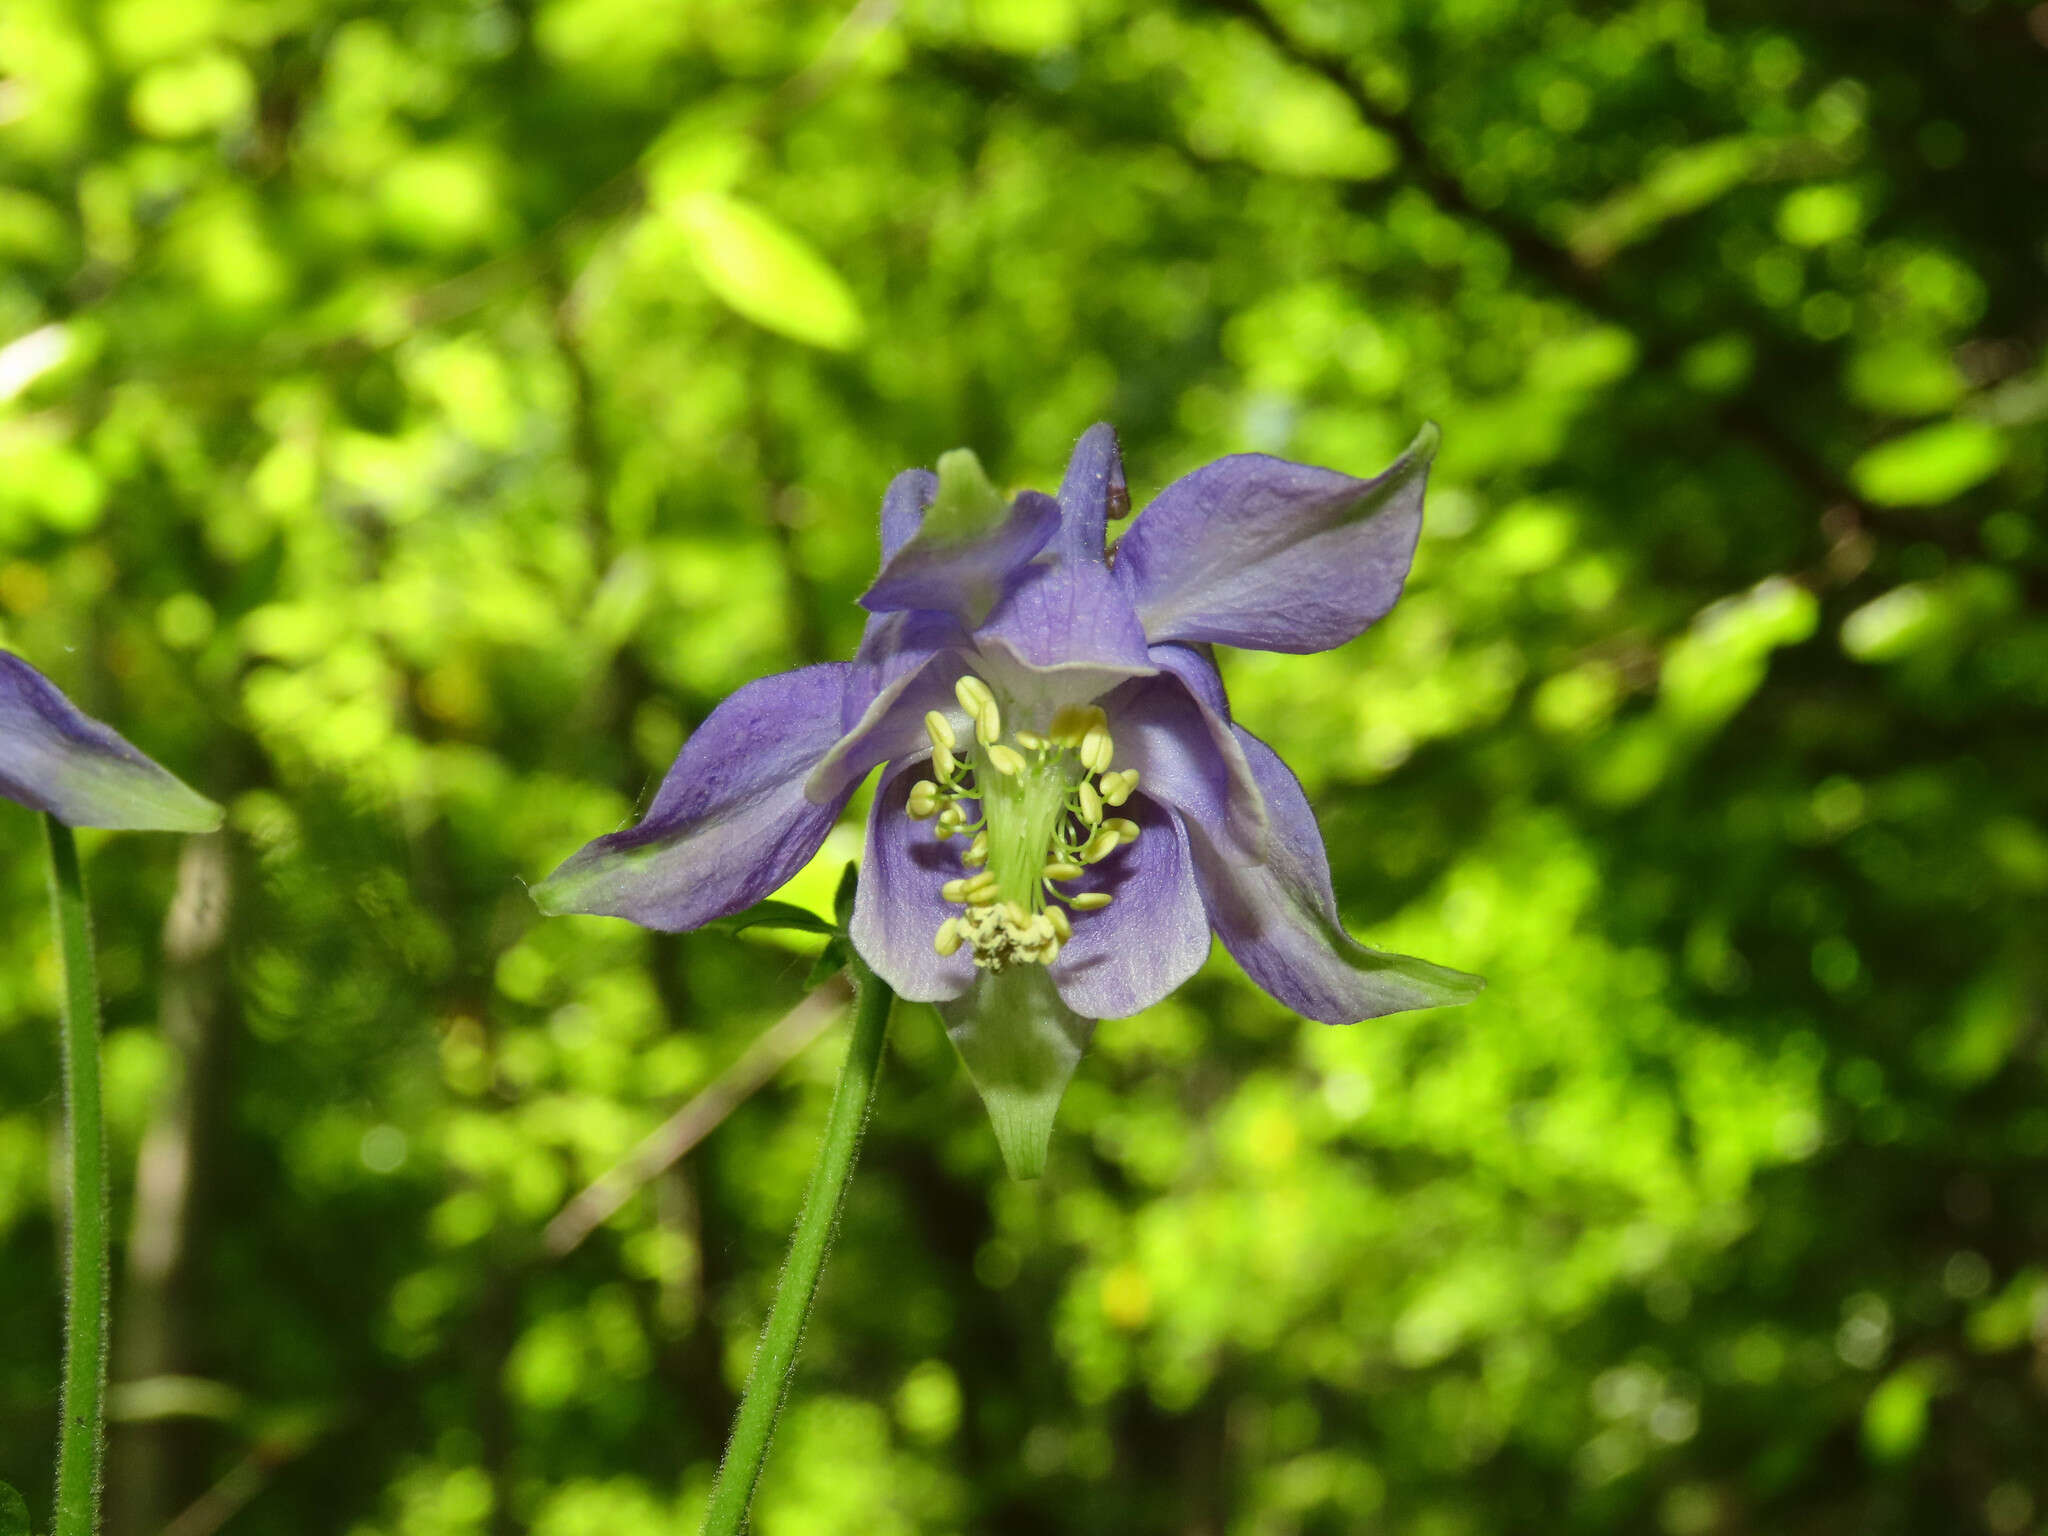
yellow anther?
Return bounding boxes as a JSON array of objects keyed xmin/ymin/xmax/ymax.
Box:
[
  {"xmin": 1080, "ymin": 828, "xmax": 1121, "ymax": 864},
  {"xmin": 1046, "ymin": 906, "xmax": 1072, "ymax": 941},
  {"xmin": 1103, "ymin": 817, "xmax": 1140, "ymax": 845},
  {"xmin": 1014, "ymin": 730, "xmax": 1045, "ymax": 751},
  {"xmin": 1102, "ymin": 769, "xmax": 1137, "ymax": 807},
  {"xmin": 985, "ymin": 743, "xmax": 1026, "ymax": 776},
  {"xmin": 1076, "ymin": 781, "xmax": 1103, "ymax": 825},
  {"xmin": 954, "ymin": 675, "xmax": 995, "ymax": 717},
  {"xmin": 961, "ymin": 831, "xmax": 990, "ymax": 867},
  {"xmin": 1049, "ymin": 703, "xmax": 1103, "ymax": 747},
  {"xmin": 924, "ymin": 710, "xmax": 957, "ymax": 752},
  {"xmin": 940, "ymin": 877, "xmax": 973, "ymax": 903},
  {"xmin": 935, "ymin": 804, "xmax": 968, "ymax": 839},
  {"xmin": 1043, "ymin": 860, "xmax": 1085, "ymax": 882},
  {"xmin": 975, "ymin": 698, "xmax": 1002, "ymax": 746},
  {"xmin": 967, "ymin": 870, "xmax": 999, "ymax": 892},
  {"xmin": 1003, "ymin": 900, "xmax": 1031, "ymax": 927},
  {"xmin": 1070, "ymin": 892, "xmax": 1114, "ymax": 911},
  {"xmin": 932, "ymin": 741, "xmax": 957, "ymax": 780},
  {"xmin": 933, "ymin": 918, "xmax": 963, "ymax": 957},
  {"xmin": 1079, "ymin": 725, "xmax": 1115, "ymax": 775},
  {"xmin": 907, "ymin": 780, "xmax": 941, "ymax": 818}
]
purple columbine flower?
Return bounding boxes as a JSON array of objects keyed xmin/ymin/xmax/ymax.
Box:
[
  {"xmin": 1, "ymin": 651, "xmax": 221, "ymax": 833},
  {"xmin": 536, "ymin": 425, "xmax": 1481, "ymax": 1176}
]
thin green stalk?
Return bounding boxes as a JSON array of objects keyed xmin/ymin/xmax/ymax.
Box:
[
  {"xmin": 701, "ymin": 960, "xmax": 893, "ymax": 1536},
  {"xmin": 45, "ymin": 815, "xmax": 107, "ymax": 1536}
]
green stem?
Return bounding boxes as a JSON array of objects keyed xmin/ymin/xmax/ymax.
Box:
[
  {"xmin": 45, "ymin": 815, "xmax": 107, "ymax": 1536},
  {"xmin": 701, "ymin": 960, "xmax": 893, "ymax": 1536}
]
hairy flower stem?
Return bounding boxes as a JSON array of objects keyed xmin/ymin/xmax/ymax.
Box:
[
  {"xmin": 46, "ymin": 815, "xmax": 107, "ymax": 1536},
  {"xmin": 701, "ymin": 958, "xmax": 894, "ymax": 1536}
]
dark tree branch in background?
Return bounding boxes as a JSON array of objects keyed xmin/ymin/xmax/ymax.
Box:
[{"xmin": 1200, "ymin": 0, "xmax": 1895, "ymax": 533}]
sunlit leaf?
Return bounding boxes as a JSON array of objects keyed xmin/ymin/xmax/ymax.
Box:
[
  {"xmin": 673, "ymin": 191, "xmax": 865, "ymax": 351},
  {"xmin": 1849, "ymin": 419, "xmax": 2005, "ymax": 505}
]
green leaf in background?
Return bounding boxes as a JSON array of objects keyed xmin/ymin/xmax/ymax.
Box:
[
  {"xmin": 1570, "ymin": 136, "xmax": 1762, "ymax": 263},
  {"xmin": 1863, "ymin": 1363, "xmax": 1941, "ymax": 1463},
  {"xmin": 0, "ymin": 1480, "xmax": 25, "ymax": 1536},
  {"xmin": 673, "ymin": 192, "xmax": 865, "ymax": 351},
  {"xmin": 1844, "ymin": 341, "xmax": 1966, "ymax": 417},
  {"xmin": 1848, "ymin": 418, "xmax": 2005, "ymax": 505}
]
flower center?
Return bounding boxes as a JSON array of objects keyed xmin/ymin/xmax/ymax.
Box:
[{"xmin": 905, "ymin": 672, "xmax": 1141, "ymax": 971}]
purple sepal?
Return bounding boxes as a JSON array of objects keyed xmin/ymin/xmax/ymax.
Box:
[
  {"xmin": 1192, "ymin": 725, "xmax": 1483, "ymax": 1022},
  {"xmin": 1116, "ymin": 424, "xmax": 1437, "ymax": 654},
  {"xmin": 1103, "ymin": 646, "xmax": 1268, "ymax": 861},
  {"xmin": 533, "ymin": 663, "xmax": 853, "ymax": 930},
  {"xmin": 0, "ymin": 651, "xmax": 221, "ymax": 833}
]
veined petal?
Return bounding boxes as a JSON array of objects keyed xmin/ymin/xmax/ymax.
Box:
[
  {"xmin": 976, "ymin": 555, "xmax": 1152, "ymax": 682},
  {"xmin": 1047, "ymin": 794, "xmax": 1209, "ymax": 1020},
  {"xmin": 849, "ymin": 762, "xmax": 976, "ymax": 1003},
  {"xmin": 1191, "ymin": 725, "xmax": 1482, "ymax": 1022},
  {"xmin": 534, "ymin": 663, "xmax": 853, "ymax": 930},
  {"xmin": 1115, "ymin": 423, "xmax": 1438, "ymax": 654},
  {"xmin": 1103, "ymin": 645, "xmax": 1268, "ymax": 860},
  {"xmin": 939, "ymin": 964, "xmax": 1094, "ymax": 1181},
  {"xmin": 0, "ymin": 652, "xmax": 221, "ymax": 833}
]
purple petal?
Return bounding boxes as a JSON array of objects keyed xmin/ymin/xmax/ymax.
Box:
[
  {"xmin": 972, "ymin": 425, "xmax": 1153, "ymax": 699},
  {"xmin": 0, "ymin": 652, "xmax": 221, "ymax": 832},
  {"xmin": 1102, "ymin": 646, "xmax": 1268, "ymax": 860},
  {"xmin": 808, "ymin": 643, "xmax": 973, "ymax": 805},
  {"xmin": 1191, "ymin": 725, "xmax": 1482, "ymax": 1022},
  {"xmin": 860, "ymin": 489, "xmax": 1060, "ymax": 626},
  {"xmin": 534, "ymin": 663, "xmax": 854, "ymax": 930},
  {"xmin": 1047, "ymin": 794, "xmax": 1209, "ymax": 1019},
  {"xmin": 849, "ymin": 762, "xmax": 977, "ymax": 1003},
  {"xmin": 1115, "ymin": 424, "xmax": 1438, "ymax": 654},
  {"xmin": 976, "ymin": 552, "xmax": 1153, "ymax": 682},
  {"xmin": 845, "ymin": 607, "xmax": 969, "ymax": 733}
]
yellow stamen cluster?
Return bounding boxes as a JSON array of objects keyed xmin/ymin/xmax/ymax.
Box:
[{"xmin": 908, "ymin": 673, "xmax": 1143, "ymax": 972}]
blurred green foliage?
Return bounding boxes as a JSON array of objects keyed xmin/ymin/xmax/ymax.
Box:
[{"xmin": 2, "ymin": 0, "xmax": 2045, "ymax": 1532}]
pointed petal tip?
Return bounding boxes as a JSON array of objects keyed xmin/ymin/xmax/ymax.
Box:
[{"xmin": 1408, "ymin": 419, "xmax": 1442, "ymax": 465}]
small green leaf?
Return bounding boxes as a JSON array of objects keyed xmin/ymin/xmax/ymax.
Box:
[
  {"xmin": 673, "ymin": 192, "xmax": 864, "ymax": 351},
  {"xmin": 831, "ymin": 862, "xmax": 858, "ymax": 931},
  {"xmin": 709, "ymin": 900, "xmax": 838, "ymax": 938},
  {"xmin": 0, "ymin": 1480, "xmax": 28, "ymax": 1536},
  {"xmin": 805, "ymin": 937, "xmax": 850, "ymax": 990}
]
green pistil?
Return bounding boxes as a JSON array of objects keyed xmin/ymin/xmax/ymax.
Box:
[{"xmin": 977, "ymin": 745, "xmax": 1077, "ymax": 913}]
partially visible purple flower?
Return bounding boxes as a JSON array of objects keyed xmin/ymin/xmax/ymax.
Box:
[
  {"xmin": 0, "ymin": 651, "xmax": 222, "ymax": 833},
  {"xmin": 537, "ymin": 425, "xmax": 1481, "ymax": 1176}
]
